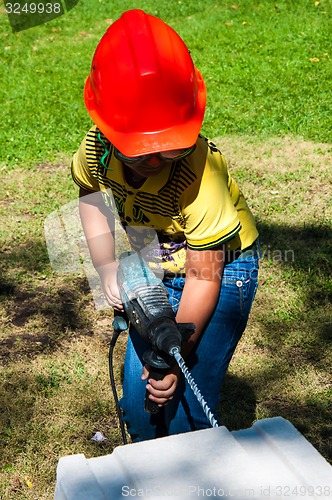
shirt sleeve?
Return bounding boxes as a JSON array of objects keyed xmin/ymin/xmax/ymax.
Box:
[
  {"xmin": 71, "ymin": 132, "xmax": 100, "ymax": 192},
  {"xmin": 180, "ymin": 149, "xmax": 241, "ymax": 250}
]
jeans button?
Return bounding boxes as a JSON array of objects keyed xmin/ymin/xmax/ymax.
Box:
[{"xmin": 236, "ymin": 280, "xmax": 243, "ymax": 287}]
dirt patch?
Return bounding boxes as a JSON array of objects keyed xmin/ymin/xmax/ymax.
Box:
[
  {"xmin": 0, "ymin": 278, "xmax": 95, "ymax": 363},
  {"xmin": 35, "ymin": 162, "xmax": 70, "ymax": 172}
]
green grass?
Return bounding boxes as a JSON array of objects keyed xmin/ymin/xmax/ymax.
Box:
[
  {"xmin": 0, "ymin": 1, "xmax": 331, "ymax": 497},
  {"xmin": 0, "ymin": 0, "xmax": 331, "ymax": 168}
]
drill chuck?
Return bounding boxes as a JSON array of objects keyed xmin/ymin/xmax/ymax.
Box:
[{"xmin": 151, "ymin": 318, "xmax": 182, "ymax": 355}]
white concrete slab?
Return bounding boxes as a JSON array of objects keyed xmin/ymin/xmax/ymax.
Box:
[{"xmin": 54, "ymin": 417, "xmax": 332, "ymax": 499}]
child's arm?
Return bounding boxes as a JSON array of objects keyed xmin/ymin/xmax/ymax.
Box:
[{"xmin": 78, "ymin": 187, "xmax": 123, "ymax": 310}]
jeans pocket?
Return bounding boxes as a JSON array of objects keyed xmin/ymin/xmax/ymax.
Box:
[
  {"xmin": 236, "ymin": 271, "xmax": 258, "ymax": 317},
  {"xmin": 222, "ymin": 260, "xmax": 259, "ymax": 318}
]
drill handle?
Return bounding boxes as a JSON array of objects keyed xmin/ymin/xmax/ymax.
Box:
[{"xmin": 144, "ymin": 367, "xmax": 167, "ymax": 414}]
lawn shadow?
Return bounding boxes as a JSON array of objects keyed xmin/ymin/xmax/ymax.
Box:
[
  {"xmin": 0, "ymin": 239, "xmax": 96, "ymax": 363},
  {"xmin": 257, "ymin": 221, "xmax": 332, "ymax": 353},
  {"xmin": 218, "ymin": 373, "xmax": 257, "ymax": 431},
  {"xmin": 258, "ymin": 221, "xmax": 331, "ymax": 271},
  {"xmin": 246, "ymin": 221, "xmax": 332, "ymax": 462}
]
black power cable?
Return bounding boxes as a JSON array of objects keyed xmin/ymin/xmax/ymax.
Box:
[{"xmin": 108, "ymin": 315, "xmax": 128, "ymax": 445}]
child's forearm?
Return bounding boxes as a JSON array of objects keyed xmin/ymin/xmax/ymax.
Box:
[
  {"xmin": 175, "ymin": 247, "xmax": 224, "ymax": 357},
  {"xmin": 176, "ymin": 277, "xmax": 221, "ymax": 356},
  {"xmin": 78, "ymin": 188, "xmax": 116, "ymax": 269}
]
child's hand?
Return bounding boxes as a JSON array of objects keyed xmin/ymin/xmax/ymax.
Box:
[
  {"xmin": 141, "ymin": 364, "xmax": 180, "ymax": 407},
  {"xmin": 97, "ymin": 262, "xmax": 124, "ymax": 310}
]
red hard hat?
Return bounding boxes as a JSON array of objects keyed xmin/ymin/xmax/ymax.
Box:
[{"xmin": 84, "ymin": 9, "xmax": 206, "ymax": 156}]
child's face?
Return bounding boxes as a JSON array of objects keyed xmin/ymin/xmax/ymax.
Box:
[{"xmin": 124, "ymin": 154, "xmax": 169, "ymax": 177}]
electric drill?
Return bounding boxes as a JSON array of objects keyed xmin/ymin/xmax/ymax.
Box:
[{"xmin": 115, "ymin": 252, "xmax": 195, "ymax": 413}]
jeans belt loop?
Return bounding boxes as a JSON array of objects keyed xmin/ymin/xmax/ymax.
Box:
[
  {"xmin": 225, "ymin": 239, "xmax": 258, "ymax": 263},
  {"xmin": 163, "ymin": 272, "xmax": 186, "ymax": 279}
]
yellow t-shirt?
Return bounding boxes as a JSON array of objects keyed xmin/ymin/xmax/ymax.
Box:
[{"xmin": 71, "ymin": 126, "xmax": 258, "ymax": 273}]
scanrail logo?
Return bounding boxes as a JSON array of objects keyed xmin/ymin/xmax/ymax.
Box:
[{"xmin": 5, "ymin": 0, "xmax": 80, "ymax": 32}]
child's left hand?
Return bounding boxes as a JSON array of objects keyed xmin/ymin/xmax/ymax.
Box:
[{"xmin": 141, "ymin": 364, "xmax": 180, "ymax": 407}]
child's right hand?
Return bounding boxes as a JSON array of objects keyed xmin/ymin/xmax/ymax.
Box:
[{"xmin": 97, "ymin": 262, "xmax": 124, "ymax": 311}]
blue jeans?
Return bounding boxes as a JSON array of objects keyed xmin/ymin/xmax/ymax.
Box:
[{"xmin": 119, "ymin": 248, "xmax": 259, "ymax": 442}]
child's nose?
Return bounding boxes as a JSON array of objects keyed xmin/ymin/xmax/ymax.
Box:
[{"xmin": 145, "ymin": 154, "xmax": 162, "ymax": 167}]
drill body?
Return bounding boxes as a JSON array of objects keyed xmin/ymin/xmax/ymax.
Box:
[{"xmin": 116, "ymin": 252, "xmax": 195, "ymax": 412}]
